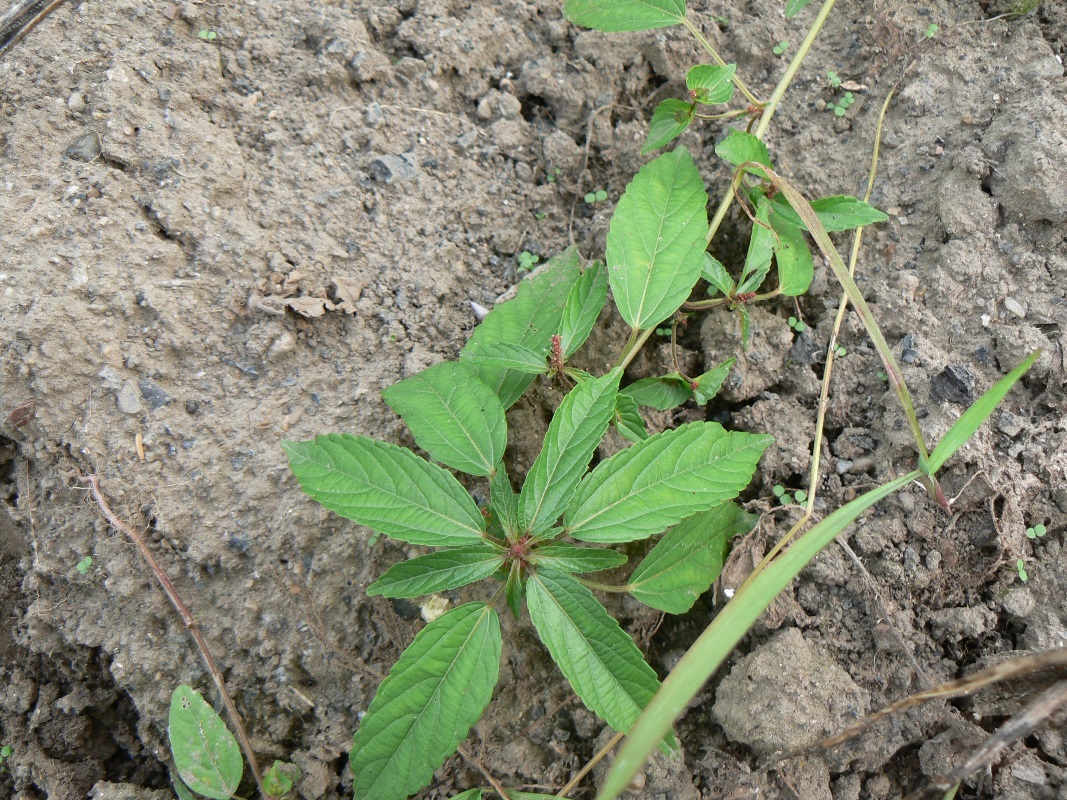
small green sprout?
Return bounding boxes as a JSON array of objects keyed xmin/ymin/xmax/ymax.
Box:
[
  {"xmin": 773, "ymin": 41, "xmax": 790, "ymax": 56},
  {"xmin": 826, "ymin": 70, "xmax": 842, "ymax": 88},
  {"xmin": 0, "ymin": 744, "xmax": 12, "ymax": 764},
  {"xmin": 517, "ymin": 251, "xmax": 540, "ymax": 274},
  {"xmin": 1026, "ymin": 524, "xmax": 1047, "ymax": 539},
  {"xmin": 794, "ymin": 489, "xmax": 808, "ymax": 503},
  {"xmin": 264, "ymin": 760, "xmax": 298, "ymax": 797},
  {"xmin": 654, "ymin": 326, "xmax": 672, "ymax": 337},
  {"xmin": 75, "ymin": 555, "xmax": 93, "ymax": 574},
  {"xmin": 772, "ymin": 484, "xmax": 794, "ymax": 505},
  {"xmin": 534, "ymin": 211, "xmax": 547, "ymax": 220},
  {"xmin": 714, "ymin": 15, "xmax": 729, "ymax": 26},
  {"xmin": 827, "ymin": 91, "xmax": 855, "ymax": 117},
  {"xmin": 787, "ymin": 316, "xmax": 806, "ymax": 332},
  {"xmin": 197, "ymin": 30, "xmax": 218, "ymax": 41},
  {"xmin": 584, "ymin": 189, "xmax": 609, "ymax": 205},
  {"xmin": 546, "ymin": 167, "xmax": 562, "ymax": 184},
  {"xmin": 877, "ymin": 371, "xmax": 888, "ymax": 382},
  {"xmin": 1016, "ymin": 558, "xmax": 1028, "ymax": 582},
  {"xmin": 925, "ymin": 23, "xmax": 939, "ymax": 38},
  {"xmin": 834, "ymin": 345, "xmax": 847, "ymax": 358}
]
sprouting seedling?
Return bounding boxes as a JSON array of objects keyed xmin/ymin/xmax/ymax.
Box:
[
  {"xmin": 826, "ymin": 69, "xmax": 842, "ymax": 88},
  {"xmin": 1016, "ymin": 559, "xmax": 1029, "ymax": 582},
  {"xmin": 772, "ymin": 484, "xmax": 792, "ymax": 505},
  {"xmin": 1026, "ymin": 524, "xmax": 1047, "ymax": 539},
  {"xmin": 75, "ymin": 555, "xmax": 93, "ymax": 574},
  {"xmin": 197, "ymin": 29, "xmax": 218, "ymax": 41},
  {"xmin": 773, "ymin": 41, "xmax": 790, "ymax": 56},
  {"xmin": 584, "ymin": 189, "xmax": 608, "ymax": 205},
  {"xmin": 517, "ymin": 251, "xmax": 540, "ymax": 274},
  {"xmin": 0, "ymin": 745, "xmax": 11, "ymax": 769},
  {"xmin": 925, "ymin": 23, "xmax": 939, "ymax": 38},
  {"xmin": 787, "ymin": 315, "xmax": 806, "ymax": 332},
  {"xmin": 834, "ymin": 345, "xmax": 847, "ymax": 358},
  {"xmin": 546, "ymin": 167, "xmax": 562, "ymax": 183},
  {"xmin": 827, "ymin": 91, "xmax": 855, "ymax": 116}
]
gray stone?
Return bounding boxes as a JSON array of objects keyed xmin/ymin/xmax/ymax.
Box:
[
  {"xmin": 369, "ymin": 153, "xmax": 418, "ymax": 184},
  {"xmin": 116, "ymin": 380, "xmax": 144, "ymax": 414},
  {"xmin": 138, "ymin": 379, "xmax": 172, "ymax": 409},
  {"xmin": 67, "ymin": 132, "xmax": 102, "ymax": 161}
]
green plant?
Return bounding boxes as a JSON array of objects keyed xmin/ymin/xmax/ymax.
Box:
[
  {"xmin": 787, "ymin": 315, "xmax": 806, "ymax": 332},
  {"xmin": 1016, "ymin": 558, "xmax": 1029, "ymax": 582},
  {"xmin": 827, "ymin": 90, "xmax": 855, "ymax": 116},
  {"xmin": 584, "ymin": 188, "xmax": 608, "ymax": 204},
  {"xmin": 545, "ymin": 167, "xmax": 562, "ymax": 183},
  {"xmin": 773, "ymin": 40, "xmax": 790, "ymax": 55},
  {"xmin": 75, "ymin": 555, "xmax": 92, "ymax": 574},
  {"xmin": 826, "ymin": 69, "xmax": 842, "ymax": 87},
  {"xmin": 925, "ymin": 22, "xmax": 939, "ymax": 38},
  {"xmin": 0, "ymin": 744, "xmax": 11, "ymax": 769},
  {"xmin": 197, "ymin": 29, "xmax": 218, "ymax": 41},
  {"xmin": 834, "ymin": 344, "xmax": 847, "ymax": 357},
  {"xmin": 1026, "ymin": 523, "xmax": 1046, "ymax": 539},
  {"xmin": 516, "ymin": 250, "xmax": 540, "ymax": 273}
]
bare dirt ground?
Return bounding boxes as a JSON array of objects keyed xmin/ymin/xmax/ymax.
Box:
[{"xmin": 1, "ymin": 1, "xmax": 1065, "ymax": 798}]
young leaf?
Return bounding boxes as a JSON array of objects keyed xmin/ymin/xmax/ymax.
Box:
[
  {"xmin": 926, "ymin": 351, "xmax": 1038, "ymax": 474},
  {"xmin": 526, "ymin": 569, "xmax": 673, "ymax": 750},
  {"xmin": 462, "ymin": 247, "xmax": 581, "ymax": 408},
  {"xmin": 701, "ymin": 253, "xmax": 735, "ymax": 297},
  {"xmin": 736, "ymin": 198, "xmax": 776, "ymax": 294},
  {"xmin": 560, "ymin": 260, "xmax": 609, "ymax": 358},
  {"xmin": 686, "ymin": 64, "xmax": 736, "ymax": 105},
  {"xmin": 606, "ymin": 147, "xmax": 709, "ymax": 331},
  {"xmin": 382, "ymin": 362, "xmax": 506, "ymax": 478},
  {"xmin": 565, "ymin": 421, "xmax": 772, "ymax": 543},
  {"xmin": 620, "ymin": 373, "xmax": 693, "ymax": 411},
  {"xmin": 773, "ymin": 221, "xmax": 814, "ymax": 296},
  {"xmin": 367, "ymin": 545, "xmax": 505, "ymax": 598},
  {"xmin": 168, "ymin": 686, "xmax": 243, "ymax": 800},
  {"xmin": 693, "ymin": 358, "xmax": 734, "ymax": 404},
  {"xmin": 505, "ymin": 561, "xmax": 525, "ymax": 619},
  {"xmin": 714, "ymin": 131, "xmax": 772, "ymax": 172},
  {"xmin": 642, "ymin": 99, "xmax": 695, "ymax": 154},
  {"xmin": 490, "ymin": 468, "xmax": 520, "ymax": 539},
  {"xmin": 614, "ymin": 394, "xmax": 649, "ymax": 443},
  {"xmin": 563, "ymin": 0, "xmax": 687, "ymax": 32},
  {"xmin": 521, "ymin": 369, "xmax": 622, "ymax": 535},
  {"xmin": 627, "ymin": 503, "xmax": 757, "ymax": 613},
  {"xmin": 464, "ymin": 342, "xmax": 549, "ymax": 375},
  {"xmin": 351, "ymin": 603, "xmax": 501, "ymax": 800},
  {"xmin": 530, "ymin": 543, "xmax": 628, "ymax": 573},
  {"xmin": 284, "ymin": 435, "xmax": 486, "ymax": 547},
  {"xmin": 770, "ymin": 194, "xmax": 888, "ymax": 233},
  {"xmin": 785, "ymin": 0, "xmax": 816, "ymax": 17},
  {"xmin": 264, "ymin": 760, "xmax": 296, "ymax": 797}
]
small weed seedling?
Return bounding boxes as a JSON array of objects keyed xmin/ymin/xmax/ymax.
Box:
[
  {"xmin": 773, "ymin": 40, "xmax": 790, "ymax": 56},
  {"xmin": 75, "ymin": 555, "xmax": 92, "ymax": 575},
  {"xmin": 1026, "ymin": 524, "xmax": 1047, "ymax": 539},
  {"xmin": 925, "ymin": 22, "xmax": 940, "ymax": 38},
  {"xmin": 826, "ymin": 69, "xmax": 842, "ymax": 88},
  {"xmin": 834, "ymin": 344, "xmax": 847, "ymax": 358},
  {"xmin": 0, "ymin": 744, "xmax": 11, "ymax": 770},
  {"xmin": 787, "ymin": 315, "xmax": 806, "ymax": 332},
  {"xmin": 197, "ymin": 29, "xmax": 218, "ymax": 41},
  {"xmin": 827, "ymin": 91, "xmax": 855, "ymax": 116},
  {"xmin": 584, "ymin": 188, "xmax": 609, "ymax": 204},
  {"xmin": 545, "ymin": 166, "xmax": 562, "ymax": 183},
  {"xmin": 516, "ymin": 250, "xmax": 540, "ymax": 274},
  {"xmin": 1016, "ymin": 559, "xmax": 1029, "ymax": 582}
]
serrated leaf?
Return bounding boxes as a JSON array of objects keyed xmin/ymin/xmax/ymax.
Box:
[
  {"xmin": 462, "ymin": 247, "xmax": 581, "ymax": 408},
  {"xmin": 490, "ymin": 468, "xmax": 520, "ymax": 539},
  {"xmin": 505, "ymin": 561, "xmax": 525, "ymax": 619},
  {"xmin": 526, "ymin": 570, "xmax": 673, "ymax": 750},
  {"xmin": 926, "ymin": 351, "xmax": 1038, "ymax": 474},
  {"xmin": 686, "ymin": 64, "xmax": 736, "ymax": 105},
  {"xmin": 351, "ymin": 603, "xmax": 501, "ymax": 800},
  {"xmin": 530, "ymin": 543, "xmax": 627, "ymax": 573},
  {"xmin": 770, "ymin": 194, "xmax": 889, "ymax": 233},
  {"xmin": 714, "ymin": 131, "xmax": 772, "ymax": 173},
  {"xmin": 560, "ymin": 260, "xmax": 608, "ymax": 358},
  {"xmin": 368, "ymin": 545, "xmax": 504, "ymax": 598},
  {"xmin": 563, "ymin": 0, "xmax": 687, "ymax": 32},
  {"xmin": 620, "ymin": 373, "xmax": 693, "ymax": 410},
  {"xmin": 607, "ymin": 147, "xmax": 709, "ymax": 331},
  {"xmin": 785, "ymin": 0, "xmax": 816, "ymax": 18},
  {"xmin": 693, "ymin": 358, "xmax": 734, "ymax": 404},
  {"xmin": 464, "ymin": 342, "xmax": 549, "ymax": 375},
  {"xmin": 737, "ymin": 198, "xmax": 776, "ymax": 294},
  {"xmin": 642, "ymin": 99, "xmax": 695, "ymax": 154},
  {"xmin": 614, "ymin": 394, "xmax": 649, "ymax": 443},
  {"xmin": 701, "ymin": 253, "xmax": 735, "ymax": 297},
  {"xmin": 521, "ymin": 370, "xmax": 622, "ymax": 535},
  {"xmin": 565, "ymin": 421, "xmax": 772, "ymax": 543},
  {"xmin": 628, "ymin": 503, "xmax": 757, "ymax": 613},
  {"xmin": 773, "ymin": 221, "xmax": 814, "ymax": 296},
  {"xmin": 284, "ymin": 435, "xmax": 485, "ymax": 547},
  {"xmin": 382, "ymin": 362, "xmax": 506, "ymax": 478},
  {"xmin": 168, "ymin": 686, "xmax": 243, "ymax": 800}
]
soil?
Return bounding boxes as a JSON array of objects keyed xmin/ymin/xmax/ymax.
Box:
[{"xmin": 1, "ymin": 1, "xmax": 1065, "ymax": 799}]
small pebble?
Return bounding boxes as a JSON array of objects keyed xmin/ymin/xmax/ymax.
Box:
[
  {"xmin": 138, "ymin": 378, "xmax": 172, "ymax": 409},
  {"xmin": 67, "ymin": 132, "xmax": 102, "ymax": 162},
  {"xmin": 116, "ymin": 380, "xmax": 144, "ymax": 414},
  {"xmin": 369, "ymin": 153, "xmax": 418, "ymax": 183},
  {"xmin": 1003, "ymin": 297, "xmax": 1027, "ymax": 318}
]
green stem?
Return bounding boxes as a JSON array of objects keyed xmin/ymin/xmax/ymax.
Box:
[
  {"xmin": 681, "ymin": 17, "xmax": 761, "ymax": 107},
  {"xmin": 576, "ymin": 577, "xmax": 630, "ymax": 594},
  {"xmin": 615, "ymin": 327, "xmax": 656, "ymax": 371}
]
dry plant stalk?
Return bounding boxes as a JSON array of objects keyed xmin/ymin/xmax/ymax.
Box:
[{"xmin": 80, "ymin": 474, "xmax": 266, "ymax": 797}]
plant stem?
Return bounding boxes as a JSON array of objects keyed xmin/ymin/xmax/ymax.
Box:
[
  {"xmin": 81, "ymin": 475, "xmax": 266, "ymax": 798},
  {"xmin": 560, "ymin": 730, "xmax": 624, "ymax": 798},
  {"xmin": 577, "ymin": 577, "xmax": 630, "ymax": 594},
  {"xmin": 680, "ymin": 16, "xmax": 761, "ymax": 107},
  {"xmin": 615, "ymin": 327, "xmax": 655, "ymax": 371}
]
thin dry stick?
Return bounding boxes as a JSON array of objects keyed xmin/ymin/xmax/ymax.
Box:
[
  {"xmin": 559, "ymin": 730, "xmax": 625, "ymax": 798},
  {"xmin": 456, "ymin": 743, "xmax": 511, "ymax": 800},
  {"xmin": 80, "ymin": 474, "xmax": 266, "ymax": 797}
]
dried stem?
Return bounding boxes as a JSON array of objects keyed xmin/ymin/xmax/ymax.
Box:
[{"xmin": 80, "ymin": 474, "xmax": 266, "ymax": 798}]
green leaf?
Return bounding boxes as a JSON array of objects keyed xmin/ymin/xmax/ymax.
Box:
[
  {"xmin": 530, "ymin": 543, "xmax": 627, "ymax": 573},
  {"xmin": 738, "ymin": 304, "xmax": 751, "ymax": 348},
  {"xmin": 686, "ymin": 64, "xmax": 735, "ymax": 105},
  {"xmin": 168, "ymin": 686, "xmax": 243, "ymax": 800},
  {"xmin": 521, "ymin": 370, "xmax": 622, "ymax": 535},
  {"xmin": 693, "ymin": 359, "xmax": 734, "ymax": 404},
  {"xmin": 382, "ymin": 362, "xmax": 506, "ymax": 478},
  {"xmin": 701, "ymin": 253, "xmax": 735, "ymax": 297},
  {"xmin": 462, "ymin": 247, "xmax": 581, "ymax": 408},
  {"xmin": 464, "ymin": 342, "xmax": 549, "ymax": 375},
  {"xmin": 628, "ymin": 503, "xmax": 756, "ymax": 613},
  {"xmin": 368, "ymin": 545, "xmax": 505, "ymax": 598},
  {"xmin": 450, "ymin": 791, "xmax": 484, "ymax": 800},
  {"xmin": 606, "ymin": 147, "xmax": 709, "ymax": 331},
  {"xmin": 926, "ymin": 351, "xmax": 1039, "ymax": 474},
  {"xmin": 264, "ymin": 760, "xmax": 296, "ymax": 797},
  {"xmin": 614, "ymin": 394, "xmax": 649, "ymax": 443},
  {"xmin": 526, "ymin": 570, "xmax": 673, "ymax": 750},
  {"xmin": 563, "ymin": 0, "xmax": 687, "ymax": 32},
  {"xmin": 565, "ymin": 422, "xmax": 772, "ymax": 543},
  {"xmin": 505, "ymin": 561, "xmax": 525, "ymax": 619},
  {"xmin": 620, "ymin": 373, "xmax": 693, "ymax": 411},
  {"xmin": 642, "ymin": 99, "xmax": 695, "ymax": 154},
  {"xmin": 770, "ymin": 194, "xmax": 888, "ymax": 233},
  {"xmin": 351, "ymin": 603, "xmax": 501, "ymax": 800},
  {"xmin": 505, "ymin": 793, "xmax": 572, "ymax": 800},
  {"xmin": 172, "ymin": 774, "xmax": 198, "ymax": 800},
  {"xmin": 490, "ymin": 468, "xmax": 520, "ymax": 539},
  {"xmin": 784, "ymin": 0, "xmax": 816, "ymax": 16},
  {"xmin": 773, "ymin": 221, "xmax": 814, "ymax": 296},
  {"xmin": 284, "ymin": 435, "xmax": 485, "ymax": 547},
  {"xmin": 560, "ymin": 261, "xmax": 609, "ymax": 358},
  {"xmin": 737, "ymin": 198, "xmax": 776, "ymax": 294},
  {"xmin": 714, "ymin": 131, "xmax": 772, "ymax": 172}
]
